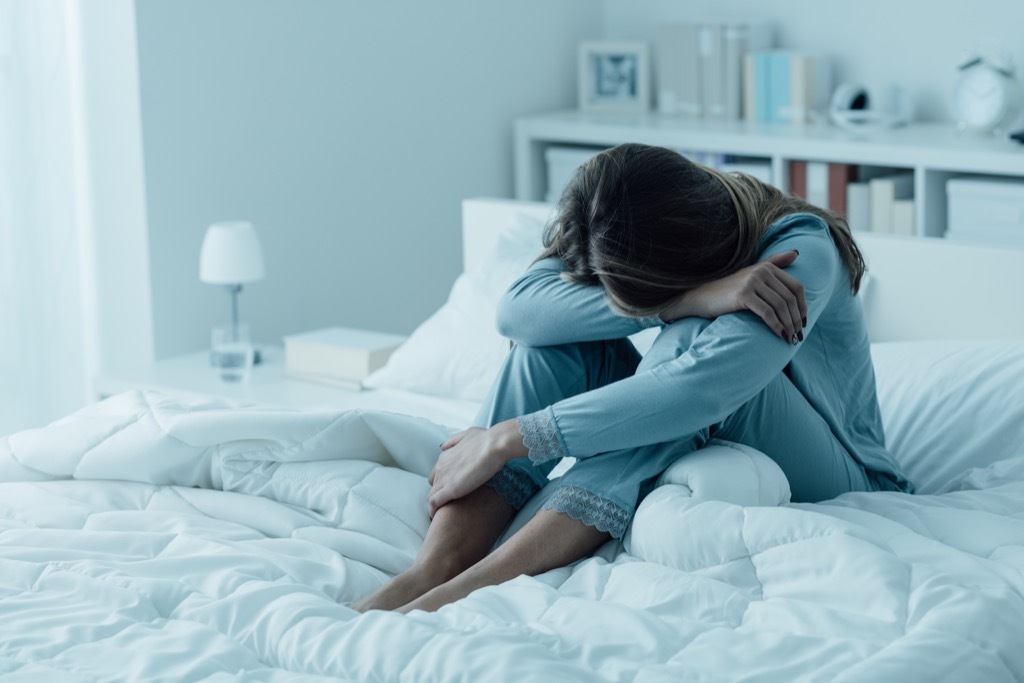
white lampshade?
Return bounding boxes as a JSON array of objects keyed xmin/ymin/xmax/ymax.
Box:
[{"xmin": 199, "ymin": 221, "xmax": 265, "ymax": 284}]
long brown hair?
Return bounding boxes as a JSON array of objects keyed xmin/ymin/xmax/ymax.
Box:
[{"xmin": 538, "ymin": 143, "xmax": 866, "ymax": 318}]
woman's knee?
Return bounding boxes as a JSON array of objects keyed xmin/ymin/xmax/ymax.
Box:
[
  {"xmin": 476, "ymin": 338, "xmax": 641, "ymax": 427},
  {"xmin": 504, "ymin": 339, "xmax": 640, "ymax": 395}
]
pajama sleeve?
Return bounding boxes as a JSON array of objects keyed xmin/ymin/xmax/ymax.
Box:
[
  {"xmin": 518, "ymin": 215, "xmax": 843, "ymax": 462},
  {"xmin": 496, "ymin": 257, "xmax": 661, "ymax": 347}
]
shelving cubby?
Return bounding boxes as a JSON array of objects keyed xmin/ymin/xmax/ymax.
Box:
[{"xmin": 514, "ymin": 110, "xmax": 1024, "ymax": 241}]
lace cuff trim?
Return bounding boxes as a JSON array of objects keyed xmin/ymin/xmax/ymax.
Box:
[
  {"xmin": 543, "ymin": 485, "xmax": 632, "ymax": 539},
  {"xmin": 518, "ymin": 409, "xmax": 566, "ymax": 465},
  {"xmin": 484, "ymin": 466, "xmax": 540, "ymax": 511}
]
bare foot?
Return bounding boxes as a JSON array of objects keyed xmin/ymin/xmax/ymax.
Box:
[
  {"xmin": 351, "ymin": 566, "xmax": 445, "ymax": 612},
  {"xmin": 354, "ymin": 487, "xmax": 517, "ymax": 612},
  {"xmin": 397, "ymin": 508, "xmax": 610, "ymax": 614}
]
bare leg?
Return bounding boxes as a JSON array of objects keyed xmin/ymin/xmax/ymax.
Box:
[
  {"xmin": 398, "ymin": 509, "xmax": 609, "ymax": 613},
  {"xmin": 351, "ymin": 486, "xmax": 516, "ymax": 612}
]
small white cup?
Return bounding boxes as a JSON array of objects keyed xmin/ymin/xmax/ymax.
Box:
[{"xmin": 211, "ymin": 324, "xmax": 255, "ymax": 383}]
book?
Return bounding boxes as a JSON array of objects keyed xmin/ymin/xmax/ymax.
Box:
[
  {"xmin": 743, "ymin": 53, "xmax": 758, "ymax": 122},
  {"xmin": 665, "ymin": 21, "xmax": 772, "ymax": 121},
  {"xmin": 673, "ymin": 22, "xmax": 703, "ymax": 118},
  {"xmin": 845, "ymin": 181, "xmax": 871, "ymax": 232},
  {"xmin": 656, "ymin": 25, "xmax": 679, "ymax": 114},
  {"xmin": 699, "ymin": 23, "xmax": 724, "ymax": 120},
  {"xmin": 789, "ymin": 160, "xmax": 807, "ymax": 199},
  {"xmin": 827, "ymin": 163, "xmax": 859, "ymax": 217},
  {"xmin": 769, "ymin": 51, "xmax": 792, "ymax": 123},
  {"xmin": 793, "ymin": 161, "xmax": 859, "ymax": 215},
  {"xmin": 283, "ymin": 326, "xmax": 406, "ymax": 384},
  {"xmin": 869, "ymin": 173, "xmax": 914, "ymax": 233},
  {"xmin": 786, "ymin": 54, "xmax": 831, "ymax": 124},
  {"xmin": 891, "ymin": 199, "xmax": 916, "ymax": 236},
  {"xmin": 806, "ymin": 161, "xmax": 829, "ymax": 209},
  {"xmin": 745, "ymin": 50, "xmax": 830, "ymax": 124},
  {"xmin": 723, "ymin": 23, "xmax": 772, "ymax": 121},
  {"xmin": 755, "ymin": 51, "xmax": 772, "ymax": 122}
]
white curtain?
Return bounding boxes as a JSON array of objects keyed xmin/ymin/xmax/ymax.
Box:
[{"xmin": 0, "ymin": 0, "xmax": 94, "ymax": 435}]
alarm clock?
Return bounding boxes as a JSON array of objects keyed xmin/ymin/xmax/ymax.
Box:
[{"xmin": 952, "ymin": 46, "xmax": 1022, "ymax": 133}]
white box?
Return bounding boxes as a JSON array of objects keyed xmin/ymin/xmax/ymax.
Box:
[
  {"xmin": 947, "ymin": 177, "xmax": 1024, "ymax": 245},
  {"xmin": 545, "ymin": 146, "xmax": 604, "ymax": 203},
  {"xmin": 284, "ymin": 326, "xmax": 407, "ymax": 389}
]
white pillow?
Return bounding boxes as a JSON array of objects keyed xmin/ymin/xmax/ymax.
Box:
[
  {"xmin": 364, "ymin": 212, "xmax": 545, "ymax": 401},
  {"xmin": 871, "ymin": 340, "xmax": 1024, "ymax": 494}
]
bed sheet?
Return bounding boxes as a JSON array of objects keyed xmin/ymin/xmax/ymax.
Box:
[{"xmin": 1, "ymin": 390, "xmax": 1022, "ymax": 682}]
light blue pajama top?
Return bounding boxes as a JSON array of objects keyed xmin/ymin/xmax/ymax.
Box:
[{"xmin": 495, "ymin": 213, "xmax": 912, "ymax": 492}]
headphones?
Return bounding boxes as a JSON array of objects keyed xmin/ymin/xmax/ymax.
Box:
[{"xmin": 829, "ymin": 83, "xmax": 913, "ymax": 133}]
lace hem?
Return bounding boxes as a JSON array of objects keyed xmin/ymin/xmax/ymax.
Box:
[
  {"xmin": 484, "ymin": 466, "xmax": 540, "ymax": 511},
  {"xmin": 518, "ymin": 409, "xmax": 566, "ymax": 465},
  {"xmin": 542, "ymin": 485, "xmax": 632, "ymax": 539}
]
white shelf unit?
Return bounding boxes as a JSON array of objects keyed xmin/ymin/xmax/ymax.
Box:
[{"xmin": 514, "ymin": 109, "xmax": 1024, "ymax": 239}]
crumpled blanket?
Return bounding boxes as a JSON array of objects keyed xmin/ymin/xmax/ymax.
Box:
[{"xmin": 0, "ymin": 390, "xmax": 1021, "ymax": 682}]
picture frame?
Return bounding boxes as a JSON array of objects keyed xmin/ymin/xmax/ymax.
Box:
[{"xmin": 578, "ymin": 41, "xmax": 651, "ymax": 113}]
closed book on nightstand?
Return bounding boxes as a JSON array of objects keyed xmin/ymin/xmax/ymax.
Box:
[{"xmin": 284, "ymin": 327, "xmax": 407, "ymax": 389}]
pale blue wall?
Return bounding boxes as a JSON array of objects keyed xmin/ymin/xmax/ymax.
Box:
[
  {"xmin": 136, "ymin": 0, "xmax": 602, "ymax": 358},
  {"xmin": 138, "ymin": 1, "xmax": 1020, "ymax": 360}
]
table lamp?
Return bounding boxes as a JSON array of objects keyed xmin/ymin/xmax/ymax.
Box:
[{"xmin": 200, "ymin": 221, "xmax": 265, "ymax": 361}]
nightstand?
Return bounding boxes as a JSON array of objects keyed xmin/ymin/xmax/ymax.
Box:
[{"xmin": 93, "ymin": 346, "xmax": 387, "ymax": 410}]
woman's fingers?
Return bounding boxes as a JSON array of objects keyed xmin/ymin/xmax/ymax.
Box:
[
  {"xmin": 764, "ymin": 250, "xmax": 799, "ymax": 269},
  {"xmin": 751, "ymin": 284, "xmax": 795, "ymax": 342},
  {"xmin": 760, "ymin": 271, "xmax": 804, "ymax": 341},
  {"xmin": 773, "ymin": 269, "xmax": 807, "ymax": 325},
  {"xmin": 763, "ymin": 251, "xmax": 807, "ymax": 325},
  {"xmin": 440, "ymin": 430, "xmax": 468, "ymax": 451}
]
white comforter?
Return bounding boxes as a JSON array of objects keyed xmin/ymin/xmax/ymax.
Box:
[{"xmin": 1, "ymin": 391, "xmax": 1022, "ymax": 682}]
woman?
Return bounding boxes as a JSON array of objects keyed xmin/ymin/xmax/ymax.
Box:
[{"xmin": 353, "ymin": 143, "xmax": 911, "ymax": 614}]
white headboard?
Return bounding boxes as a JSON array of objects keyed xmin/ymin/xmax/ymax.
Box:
[{"xmin": 462, "ymin": 197, "xmax": 1024, "ymax": 342}]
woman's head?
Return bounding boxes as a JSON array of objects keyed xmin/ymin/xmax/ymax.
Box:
[{"xmin": 539, "ymin": 143, "xmax": 865, "ymax": 317}]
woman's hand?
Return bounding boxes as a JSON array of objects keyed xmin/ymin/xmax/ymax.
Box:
[
  {"xmin": 659, "ymin": 251, "xmax": 807, "ymax": 344},
  {"xmin": 427, "ymin": 420, "xmax": 527, "ymax": 517}
]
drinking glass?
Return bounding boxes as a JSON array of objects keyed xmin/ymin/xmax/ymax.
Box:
[{"xmin": 211, "ymin": 324, "xmax": 255, "ymax": 382}]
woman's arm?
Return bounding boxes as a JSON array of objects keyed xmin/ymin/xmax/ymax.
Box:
[
  {"xmin": 660, "ymin": 250, "xmax": 807, "ymax": 344},
  {"xmin": 495, "ymin": 258, "xmax": 659, "ymax": 346},
  {"xmin": 521, "ymin": 218, "xmax": 839, "ymax": 461},
  {"xmin": 427, "ymin": 216, "xmax": 839, "ymax": 509},
  {"xmin": 496, "ymin": 253, "xmax": 807, "ymax": 347}
]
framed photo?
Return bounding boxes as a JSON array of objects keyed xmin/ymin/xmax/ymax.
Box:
[{"xmin": 578, "ymin": 42, "xmax": 651, "ymax": 113}]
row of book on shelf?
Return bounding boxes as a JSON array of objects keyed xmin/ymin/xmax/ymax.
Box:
[
  {"xmin": 656, "ymin": 21, "xmax": 830, "ymax": 124},
  {"xmin": 675, "ymin": 154, "xmax": 915, "ymax": 235},
  {"xmin": 545, "ymin": 146, "xmax": 914, "ymax": 235},
  {"xmin": 789, "ymin": 162, "xmax": 916, "ymax": 235}
]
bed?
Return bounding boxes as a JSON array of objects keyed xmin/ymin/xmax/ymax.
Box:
[{"xmin": 2, "ymin": 198, "xmax": 1023, "ymax": 682}]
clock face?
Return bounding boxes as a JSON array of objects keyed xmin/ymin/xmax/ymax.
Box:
[{"xmin": 954, "ymin": 67, "xmax": 1009, "ymax": 130}]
